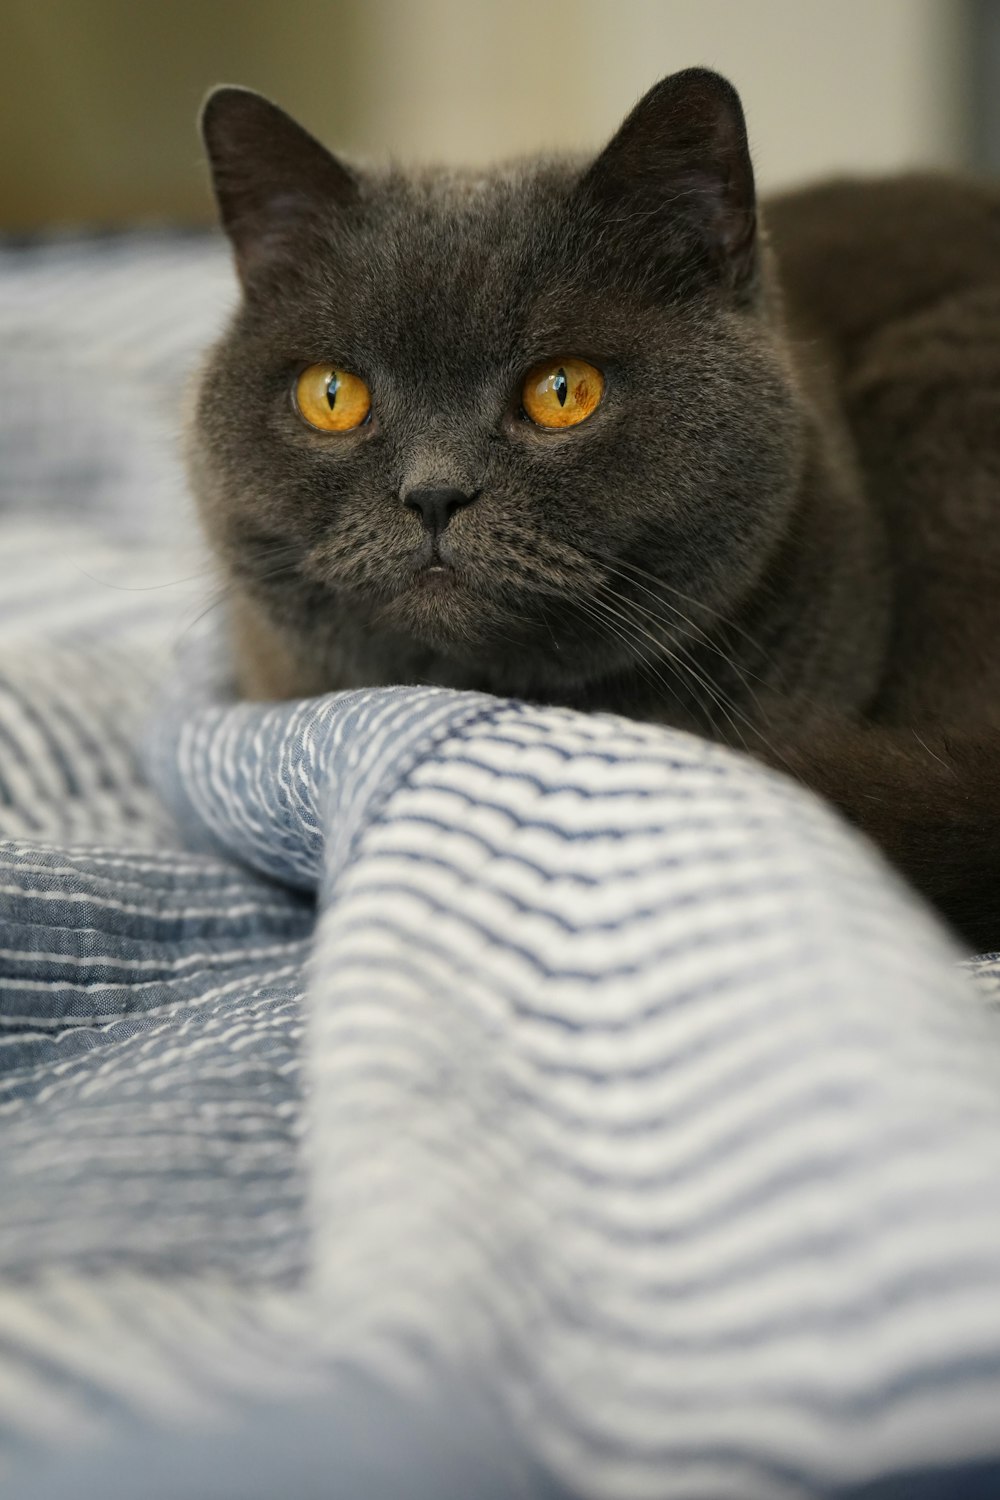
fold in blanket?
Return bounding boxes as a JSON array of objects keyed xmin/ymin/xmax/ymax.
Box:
[{"xmin": 3, "ymin": 640, "xmax": 1000, "ymax": 1498}]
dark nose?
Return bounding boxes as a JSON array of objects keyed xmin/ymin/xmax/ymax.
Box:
[{"xmin": 403, "ymin": 486, "xmax": 477, "ymax": 535}]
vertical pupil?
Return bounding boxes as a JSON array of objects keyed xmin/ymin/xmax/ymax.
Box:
[
  {"xmin": 326, "ymin": 372, "xmax": 339, "ymax": 409},
  {"xmin": 553, "ymin": 368, "xmax": 568, "ymax": 406}
]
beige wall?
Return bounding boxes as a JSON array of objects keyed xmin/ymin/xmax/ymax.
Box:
[
  {"xmin": 359, "ymin": 0, "xmax": 968, "ymax": 187},
  {"xmin": 1, "ymin": 0, "xmax": 971, "ymax": 228}
]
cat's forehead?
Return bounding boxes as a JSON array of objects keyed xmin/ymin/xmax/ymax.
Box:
[
  {"xmin": 296, "ymin": 159, "xmax": 592, "ymax": 366},
  {"xmin": 376, "ymin": 157, "xmax": 580, "ymax": 222},
  {"xmin": 360, "ymin": 161, "xmax": 575, "ymax": 284}
]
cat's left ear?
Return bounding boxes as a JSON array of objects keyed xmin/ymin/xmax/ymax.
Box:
[
  {"xmin": 200, "ymin": 87, "xmax": 358, "ymax": 284},
  {"xmin": 580, "ymin": 68, "xmax": 758, "ymax": 301}
]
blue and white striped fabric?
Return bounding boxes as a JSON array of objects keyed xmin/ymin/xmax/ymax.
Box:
[{"xmin": 3, "ymin": 234, "xmax": 1000, "ymax": 1500}]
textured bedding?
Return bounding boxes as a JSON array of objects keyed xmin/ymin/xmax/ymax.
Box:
[{"xmin": 2, "ymin": 235, "xmax": 1000, "ymax": 1500}]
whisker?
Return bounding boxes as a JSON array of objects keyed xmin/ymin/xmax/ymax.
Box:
[
  {"xmin": 583, "ymin": 542, "xmax": 782, "ymax": 674},
  {"xmin": 590, "ymin": 585, "xmax": 797, "ymax": 772},
  {"xmin": 598, "ymin": 567, "xmax": 772, "ymax": 695},
  {"xmin": 70, "ymin": 563, "xmax": 216, "ymax": 593},
  {"xmin": 590, "ymin": 587, "xmax": 740, "ymax": 742},
  {"xmin": 172, "ymin": 557, "xmax": 304, "ymax": 652},
  {"xmin": 171, "ymin": 588, "xmax": 233, "ymax": 651},
  {"xmin": 596, "ymin": 578, "xmax": 775, "ymax": 745},
  {"xmin": 560, "ymin": 536, "xmax": 793, "ymax": 734},
  {"xmin": 569, "ymin": 594, "xmax": 693, "ymax": 712}
]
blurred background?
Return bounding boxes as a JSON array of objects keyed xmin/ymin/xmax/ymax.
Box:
[{"xmin": 4, "ymin": 0, "xmax": 1000, "ymax": 230}]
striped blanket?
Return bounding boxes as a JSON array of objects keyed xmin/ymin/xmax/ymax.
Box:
[{"xmin": 3, "ymin": 235, "xmax": 1000, "ymax": 1500}]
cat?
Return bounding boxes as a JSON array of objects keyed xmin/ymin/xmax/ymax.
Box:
[{"xmin": 190, "ymin": 68, "xmax": 1000, "ymax": 952}]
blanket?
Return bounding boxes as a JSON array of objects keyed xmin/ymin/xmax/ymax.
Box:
[{"xmin": 3, "ymin": 234, "xmax": 1000, "ymax": 1500}]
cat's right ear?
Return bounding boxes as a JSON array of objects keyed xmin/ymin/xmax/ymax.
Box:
[{"xmin": 200, "ymin": 87, "xmax": 358, "ymax": 284}]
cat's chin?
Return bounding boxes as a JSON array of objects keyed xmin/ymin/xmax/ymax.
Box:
[
  {"xmin": 378, "ymin": 574, "xmax": 505, "ymax": 653},
  {"xmin": 368, "ymin": 570, "xmax": 570, "ymax": 677}
]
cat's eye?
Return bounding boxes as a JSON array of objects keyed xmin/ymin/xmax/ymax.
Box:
[
  {"xmin": 294, "ymin": 363, "xmax": 372, "ymax": 432},
  {"xmin": 521, "ymin": 357, "xmax": 605, "ymax": 430}
]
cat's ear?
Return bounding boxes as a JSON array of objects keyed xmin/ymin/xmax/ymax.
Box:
[
  {"xmin": 580, "ymin": 68, "xmax": 757, "ymax": 300},
  {"xmin": 200, "ymin": 87, "xmax": 358, "ymax": 283}
]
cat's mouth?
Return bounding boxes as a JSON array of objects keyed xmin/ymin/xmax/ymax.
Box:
[
  {"xmin": 386, "ymin": 545, "xmax": 464, "ymax": 597},
  {"xmin": 397, "ymin": 555, "xmax": 474, "ymax": 622},
  {"xmin": 412, "ymin": 559, "xmax": 455, "ymax": 589},
  {"xmin": 400, "ymin": 536, "xmax": 469, "ymax": 597}
]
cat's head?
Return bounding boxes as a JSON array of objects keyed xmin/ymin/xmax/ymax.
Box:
[{"xmin": 192, "ymin": 69, "xmax": 806, "ymax": 704}]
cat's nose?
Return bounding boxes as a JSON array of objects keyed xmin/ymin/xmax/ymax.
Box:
[{"xmin": 403, "ymin": 486, "xmax": 478, "ymax": 535}]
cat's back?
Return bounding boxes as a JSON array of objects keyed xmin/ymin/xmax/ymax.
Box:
[{"xmin": 765, "ymin": 172, "xmax": 1000, "ymax": 359}]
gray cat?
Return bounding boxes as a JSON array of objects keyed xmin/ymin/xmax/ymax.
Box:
[{"xmin": 191, "ymin": 69, "xmax": 1000, "ymax": 950}]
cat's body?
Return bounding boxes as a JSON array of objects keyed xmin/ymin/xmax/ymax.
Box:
[
  {"xmin": 769, "ymin": 174, "xmax": 1000, "ymax": 730},
  {"xmin": 193, "ymin": 73, "xmax": 1000, "ymax": 949}
]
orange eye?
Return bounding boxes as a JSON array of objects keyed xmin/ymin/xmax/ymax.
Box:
[
  {"xmin": 521, "ymin": 357, "xmax": 604, "ymax": 430},
  {"xmin": 294, "ymin": 364, "xmax": 372, "ymax": 432}
]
